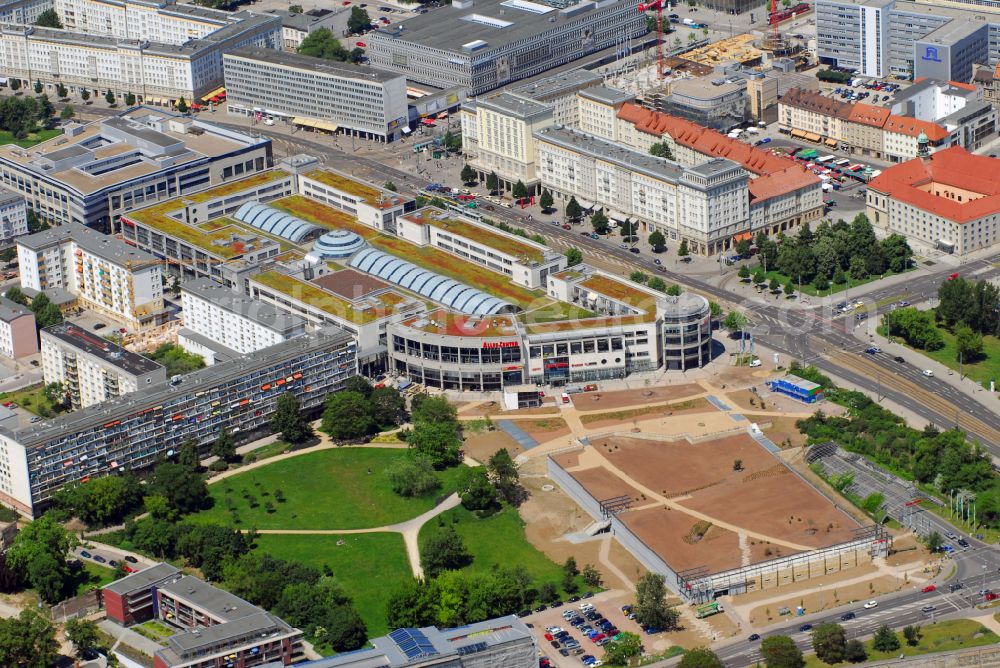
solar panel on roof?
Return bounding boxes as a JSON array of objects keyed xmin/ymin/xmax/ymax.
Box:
[
  {"xmin": 389, "ymin": 628, "xmax": 439, "ymax": 660},
  {"xmin": 456, "ymin": 641, "xmax": 488, "ymax": 655}
]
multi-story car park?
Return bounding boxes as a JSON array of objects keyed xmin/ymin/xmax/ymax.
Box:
[
  {"xmin": 0, "ymin": 326, "xmax": 356, "ymax": 516},
  {"xmin": 224, "ymin": 47, "xmax": 409, "ymax": 143},
  {"xmin": 41, "ymin": 323, "xmax": 167, "ymax": 409},
  {"xmin": 17, "ymin": 223, "xmax": 166, "ymax": 329},
  {"xmin": 103, "ymin": 564, "xmax": 305, "ymax": 668},
  {"xmin": 365, "ymin": 0, "xmax": 646, "ymax": 95},
  {"xmin": 0, "ymin": 107, "xmax": 273, "ymax": 232},
  {"xmin": 0, "ymin": 12, "xmax": 281, "ymax": 105}
]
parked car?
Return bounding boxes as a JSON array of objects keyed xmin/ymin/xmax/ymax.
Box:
[
  {"xmin": 93, "ymin": 555, "xmax": 107, "ymax": 564},
  {"xmin": 80, "ymin": 551, "xmax": 92, "ymax": 559}
]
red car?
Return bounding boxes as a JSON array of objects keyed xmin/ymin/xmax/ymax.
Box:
[
  {"xmin": 591, "ymin": 633, "xmax": 606, "ymax": 643},
  {"xmin": 356, "ymin": 41, "xmax": 367, "ymax": 47},
  {"xmin": 543, "ymin": 633, "xmax": 553, "ymax": 642},
  {"xmin": 948, "ymin": 272, "xmax": 959, "ymax": 280},
  {"xmin": 922, "ymin": 584, "xmax": 936, "ymax": 593}
]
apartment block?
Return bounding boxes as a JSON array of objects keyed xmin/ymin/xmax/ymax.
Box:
[
  {"xmin": 0, "ymin": 327, "xmax": 356, "ymax": 515},
  {"xmin": 180, "ymin": 277, "xmax": 306, "ymax": 364},
  {"xmin": 0, "ymin": 107, "xmax": 272, "ymax": 232},
  {"xmin": 0, "ymin": 297, "xmax": 37, "ymax": 359},
  {"xmin": 41, "ymin": 323, "xmax": 166, "ymax": 409},
  {"xmin": 0, "ymin": 188, "xmax": 27, "ymax": 243},
  {"xmin": 0, "ymin": 0, "xmax": 52, "ymax": 24},
  {"xmin": 103, "ymin": 564, "xmax": 304, "ymax": 668},
  {"xmin": 17, "ymin": 222, "xmax": 164, "ymax": 329}
]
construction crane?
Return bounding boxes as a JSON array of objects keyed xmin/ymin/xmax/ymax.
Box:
[{"xmin": 638, "ymin": 0, "xmax": 665, "ymax": 80}]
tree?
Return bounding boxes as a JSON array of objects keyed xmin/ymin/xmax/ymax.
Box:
[
  {"xmin": 458, "ymin": 466, "xmax": 496, "ymax": 511},
  {"xmin": 35, "ymin": 95, "xmax": 53, "ymax": 121},
  {"xmin": 80, "ymin": 89, "xmax": 90, "ymax": 103},
  {"xmin": 812, "ymin": 623, "xmax": 847, "ymax": 665},
  {"xmin": 630, "ymin": 271, "xmax": 649, "ymax": 284},
  {"xmin": 487, "ymin": 448, "xmax": 520, "ymax": 504},
  {"xmin": 0, "ymin": 248, "xmax": 15, "ymax": 263},
  {"xmin": 59, "ymin": 105, "xmax": 74, "ymax": 121},
  {"xmin": 289, "ymin": 3, "xmax": 303, "ymax": 11},
  {"xmin": 421, "ymin": 526, "xmax": 471, "ymax": 577},
  {"xmin": 955, "ymin": 324, "xmax": 984, "ymax": 362},
  {"xmin": 211, "ymin": 427, "xmax": 236, "ymax": 462},
  {"xmin": 844, "ymin": 639, "xmax": 867, "ymax": 663},
  {"xmin": 298, "ymin": 29, "xmax": 351, "ymax": 61},
  {"xmin": 666, "ymin": 283, "xmax": 682, "ymax": 296},
  {"xmin": 34, "ymin": 303, "xmax": 62, "ymax": 328},
  {"xmin": 411, "ymin": 395, "xmax": 456, "ymax": 425},
  {"xmin": 271, "ymin": 391, "xmax": 313, "ymax": 443},
  {"xmin": 679, "ymin": 647, "xmax": 724, "ymax": 668},
  {"xmin": 620, "ymin": 218, "xmax": 638, "ymax": 240},
  {"xmin": 6, "ymin": 516, "xmax": 76, "ymax": 603},
  {"xmin": 8, "ymin": 79, "xmax": 19, "ymax": 93},
  {"xmin": 761, "ymin": 635, "xmax": 804, "ymax": 668},
  {"xmin": 345, "ymin": 375, "xmax": 374, "ymax": 398},
  {"xmin": 722, "ymin": 311, "xmax": 747, "ymax": 333},
  {"xmin": 649, "ymin": 141, "xmax": 673, "ymax": 159},
  {"xmin": 590, "ymin": 209, "xmax": 610, "ymax": 235},
  {"xmin": 649, "ymin": 230, "xmax": 666, "ymax": 252},
  {"xmin": 769, "ymin": 277, "xmax": 781, "ymax": 293},
  {"xmin": 105, "ymin": 89, "xmax": 116, "ymax": 105},
  {"xmin": 605, "ymin": 631, "xmax": 644, "ymax": 666},
  {"xmin": 147, "ymin": 461, "xmax": 209, "ymax": 514},
  {"xmin": 647, "ymin": 277, "xmax": 666, "ymax": 292},
  {"xmin": 677, "ymin": 238, "xmax": 689, "ymax": 257},
  {"xmin": 752, "ymin": 268, "xmax": 766, "ymax": 286},
  {"xmin": 33, "ymin": 80, "xmax": 42, "ymax": 95},
  {"xmin": 0, "ymin": 610, "xmax": 58, "ymax": 668},
  {"xmin": 872, "ymin": 625, "xmax": 900, "ymax": 652},
  {"xmin": 784, "ymin": 281, "xmax": 795, "ymax": 298},
  {"xmin": 64, "ymin": 618, "xmax": 100, "ymax": 658},
  {"xmin": 54, "ymin": 83, "xmax": 67, "ymax": 100},
  {"xmin": 582, "ymin": 564, "xmax": 602, "ymax": 587},
  {"xmin": 565, "ymin": 196, "xmax": 583, "ymax": 221},
  {"xmin": 176, "ymin": 97, "xmax": 188, "ymax": 113},
  {"xmin": 52, "ymin": 474, "xmax": 143, "ymax": 526},
  {"xmin": 383, "ymin": 181, "xmax": 397, "ymax": 192},
  {"xmin": 512, "ymin": 180, "xmax": 528, "ymax": 200},
  {"xmin": 348, "ymin": 6, "xmax": 371, "ymax": 33},
  {"xmin": 460, "ymin": 164, "xmax": 476, "ymax": 184},
  {"xmin": 539, "ymin": 188, "xmax": 554, "ymax": 211},
  {"xmin": 924, "ymin": 530, "xmax": 944, "ymax": 552},
  {"xmin": 388, "ymin": 456, "xmax": 440, "ymax": 497},
  {"xmin": 565, "ymin": 247, "xmax": 583, "ymax": 267},
  {"xmin": 903, "ymin": 625, "xmax": 921, "ymax": 647},
  {"xmin": 738, "ymin": 265, "xmax": 751, "ymax": 281},
  {"xmin": 4, "ymin": 287, "xmax": 27, "ymax": 306},
  {"xmin": 486, "ymin": 172, "xmax": 499, "ymax": 194},
  {"xmin": 34, "ymin": 8, "xmax": 62, "ymax": 27},
  {"xmin": 322, "ymin": 391, "xmax": 374, "ymax": 440},
  {"xmin": 409, "ymin": 421, "xmax": 461, "ymax": 469},
  {"xmin": 634, "ymin": 572, "xmax": 679, "ymax": 630},
  {"xmin": 370, "ymin": 386, "xmax": 406, "ymax": 429},
  {"xmin": 735, "ymin": 238, "xmax": 752, "ymax": 256}
]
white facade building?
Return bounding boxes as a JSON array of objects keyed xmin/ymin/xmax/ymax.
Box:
[
  {"xmin": 17, "ymin": 223, "xmax": 165, "ymax": 329},
  {"xmin": 180, "ymin": 278, "xmax": 306, "ymax": 364},
  {"xmin": 0, "ymin": 0, "xmax": 50, "ymax": 24},
  {"xmin": 0, "ymin": 188, "xmax": 27, "ymax": 243},
  {"xmin": 54, "ymin": 0, "xmax": 228, "ymax": 44},
  {"xmin": 41, "ymin": 323, "xmax": 166, "ymax": 409}
]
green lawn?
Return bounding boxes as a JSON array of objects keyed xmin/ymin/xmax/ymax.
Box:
[
  {"xmin": 253, "ymin": 533, "xmax": 411, "ymax": 638},
  {"xmin": 69, "ymin": 562, "xmax": 120, "ymax": 596},
  {"xmin": 803, "ymin": 620, "xmax": 999, "ymax": 667},
  {"xmin": 756, "ymin": 267, "xmax": 911, "ymax": 297},
  {"xmin": 419, "ymin": 505, "xmax": 583, "ymax": 599},
  {"xmin": 0, "ymin": 383, "xmax": 64, "ymax": 417},
  {"xmin": 0, "ymin": 128, "xmax": 62, "ymax": 148},
  {"xmin": 191, "ymin": 448, "xmax": 466, "ymax": 530},
  {"xmin": 878, "ymin": 322, "xmax": 1000, "ymax": 388}
]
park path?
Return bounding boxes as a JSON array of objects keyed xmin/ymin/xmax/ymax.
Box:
[
  {"xmin": 597, "ymin": 535, "xmax": 635, "ymax": 593},
  {"xmin": 246, "ymin": 492, "xmax": 462, "ymax": 578}
]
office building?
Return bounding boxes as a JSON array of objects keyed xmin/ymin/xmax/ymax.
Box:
[
  {"xmin": 17, "ymin": 223, "xmax": 166, "ymax": 329},
  {"xmin": 0, "ymin": 12, "xmax": 281, "ymax": 105},
  {"xmin": 103, "ymin": 564, "xmax": 304, "ymax": 668},
  {"xmin": 294, "ymin": 616, "xmax": 536, "ymax": 668},
  {"xmin": 746, "ymin": 71, "xmax": 780, "ymax": 122},
  {"xmin": 224, "ymin": 47, "xmax": 409, "ymax": 143},
  {"xmin": 0, "ymin": 327, "xmax": 356, "ymax": 515},
  {"xmin": 600, "ymin": 101, "xmax": 822, "ymax": 242},
  {"xmin": 778, "ymin": 84, "xmax": 995, "ymax": 161},
  {"xmin": 180, "ymin": 277, "xmax": 306, "ymax": 364},
  {"xmin": 816, "ymin": 0, "xmax": 1000, "ymax": 83},
  {"xmin": 460, "ymin": 92, "xmax": 555, "ymax": 195},
  {"xmin": 264, "ymin": 7, "xmax": 342, "ymax": 51},
  {"xmin": 41, "ymin": 323, "xmax": 166, "ymax": 409},
  {"xmin": 0, "ymin": 0, "xmax": 51, "ymax": 24},
  {"xmin": 509, "ymin": 69, "xmax": 604, "ymax": 126},
  {"xmin": 366, "ymin": 0, "xmax": 646, "ymax": 95},
  {"xmin": 867, "ymin": 143, "xmax": 1000, "ymax": 255},
  {"xmin": 0, "ymin": 108, "xmax": 273, "ymax": 232},
  {"xmin": 0, "ymin": 297, "xmax": 36, "ymax": 359},
  {"xmin": 0, "ymin": 188, "xmax": 27, "ymax": 243},
  {"xmin": 535, "ymin": 126, "xmax": 750, "ymax": 255}
]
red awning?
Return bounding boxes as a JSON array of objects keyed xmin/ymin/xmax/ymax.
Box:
[{"xmin": 733, "ymin": 231, "xmax": 753, "ymax": 242}]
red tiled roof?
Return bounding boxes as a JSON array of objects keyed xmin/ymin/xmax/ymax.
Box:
[
  {"xmin": 882, "ymin": 115, "xmax": 949, "ymax": 141},
  {"xmin": 848, "ymin": 103, "xmax": 889, "ymax": 127},
  {"xmin": 948, "ymin": 80, "xmax": 978, "ymax": 92},
  {"xmin": 617, "ymin": 103, "xmax": 820, "ymax": 202},
  {"xmin": 867, "ymin": 146, "xmax": 1000, "ymax": 223},
  {"xmin": 779, "ymin": 87, "xmax": 853, "ymax": 120}
]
